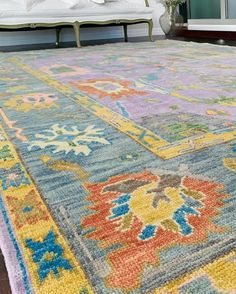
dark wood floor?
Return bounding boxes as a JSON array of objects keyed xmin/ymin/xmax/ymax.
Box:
[
  {"xmin": 0, "ymin": 35, "xmax": 167, "ymax": 52},
  {"xmin": 1, "ymin": 32, "xmax": 236, "ymax": 52},
  {"xmin": 0, "ymin": 252, "xmax": 11, "ymax": 294}
]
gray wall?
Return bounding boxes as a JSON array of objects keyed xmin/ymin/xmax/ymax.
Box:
[{"xmin": 228, "ymin": 0, "xmax": 236, "ymax": 18}]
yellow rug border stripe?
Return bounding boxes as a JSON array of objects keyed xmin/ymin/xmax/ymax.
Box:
[
  {"xmin": 0, "ymin": 123, "xmax": 94, "ymax": 294},
  {"xmin": 156, "ymin": 249, "xmax": 236, "ymax": 293}
]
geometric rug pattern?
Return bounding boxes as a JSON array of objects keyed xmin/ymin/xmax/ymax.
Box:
[{"xmin": 0, "ymin": 40, "xmax": 236, "ymax": 293}]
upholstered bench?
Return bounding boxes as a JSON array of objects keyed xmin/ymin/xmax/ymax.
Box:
[{"xmin": 0, "ymin": 0, "xmax": 154, "ymax": 47}]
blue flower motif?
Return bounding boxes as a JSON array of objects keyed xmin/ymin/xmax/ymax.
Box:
[
  {"xmin": 139, "ymin": 225, "xmax": 157, "ymax": 240},
  {"xmin": 109, "ymin": 194, "xmax": 131, "ymax": 220},
  {"xmin": 112, "ymin": 194, "xmax": 131, "ymax": 205},
  {"xmin": 231, "ymin": 143, "xmax": 236, "ymax": 153},
  {"xmin": 25, "ymin": 230, "xmax": 73, "ymax": 281},
  {"xmin": 0, "ymin": 163, "xmax": 30, "ymax": 190},
  {"xmin": 22, "ymin": 206, "xmax": 33, "ymax": 213},
  {"xmin": 109, "ymin": 204, "xmax": 130, "ymax": 219},
  {"xmin": 173, "ymin": 204, "xmax": 199, "ymax": 236}
]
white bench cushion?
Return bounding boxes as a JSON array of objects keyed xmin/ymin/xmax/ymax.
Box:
[
  {"xmin": 0, "ymin": 0, "xmax": 24, "ymax": 10},
  {"xmin": 0, "ymin": 0, "xmax": 153, "ymax": 25},
  {"xmin": 17, "ymin": 0, "xmax": 44, "ymax": 10}
]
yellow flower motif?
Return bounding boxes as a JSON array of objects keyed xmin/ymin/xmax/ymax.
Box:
[{"xmin": 5, "ymin": 93, "xmax": 58, "ymax": 112}]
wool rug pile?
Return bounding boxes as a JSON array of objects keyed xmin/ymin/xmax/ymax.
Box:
[{"xmin": 0, "ymin": 40, "xmax": 235, "ymax": 294}]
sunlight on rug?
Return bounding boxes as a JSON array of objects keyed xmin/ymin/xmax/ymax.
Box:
[{"xmin": 0, "ymin": 40, "xmax": 235, "ymax": 293}]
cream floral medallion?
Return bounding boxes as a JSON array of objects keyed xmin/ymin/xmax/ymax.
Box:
[{"xmin": 28, "ymin": 124, "xmax": 110, "ymax": 156}]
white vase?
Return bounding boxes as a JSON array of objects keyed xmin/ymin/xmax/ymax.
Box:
[{"xmin": 159, "ymin": 5, "xmax": 179, "ymax": 35}]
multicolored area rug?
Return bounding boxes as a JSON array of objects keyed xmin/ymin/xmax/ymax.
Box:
[{"xmin": 0, "ymin": 40, "xmax": 236, "ymax": 294}]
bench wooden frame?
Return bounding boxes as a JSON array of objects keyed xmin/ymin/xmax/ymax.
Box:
[{"xmin": 0, "ymin": 0, "xmax": 153, "ymax": 47}]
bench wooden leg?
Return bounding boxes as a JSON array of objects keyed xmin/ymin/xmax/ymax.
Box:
[
  {"xmin": 123, "ymin": 24, "xmax": 128, "ymax": 42},
  {"xmin": 56, "ymin": 27, "xmax": 61, "ymax": 48},
  {"xmin": 148, "ymin": 19, "xmax": 154, "ymax": 42},
  {"xmin": 73, "ymin": 22, "xmax": 81, "ymax": 48}
]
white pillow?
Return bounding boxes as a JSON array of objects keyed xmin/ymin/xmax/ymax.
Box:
[
  {"xmin": 13, "ymin": 0, "xmax": 45, "ymax": 10},
  {"xmin": 90, "ymin": 0, "xmax": 105, "ymax": 4},
  {"xmin": 60, "ymin": 0, "xmax": 82, "ymax": 8}
]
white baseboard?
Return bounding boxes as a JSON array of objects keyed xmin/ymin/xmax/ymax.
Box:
[
  {"xmin": 188, "ymin": 24, "xmax": 236, "ymax": 32},
  {"xmin": 78, "ymin": 26, "xmax": 163, "ymax": 41}
]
